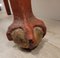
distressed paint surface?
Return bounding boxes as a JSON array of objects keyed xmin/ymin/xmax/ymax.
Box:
[{"xmin": 6, "ymin": 0, "xmax": 46, "ymax": 49}]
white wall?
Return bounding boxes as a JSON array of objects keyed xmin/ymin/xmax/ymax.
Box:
[{"xmin": 32, "ymin": 0, "xmax": 60, "ymax": 20}]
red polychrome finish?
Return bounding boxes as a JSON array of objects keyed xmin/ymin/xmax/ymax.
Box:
[{"xmin": 6, "ymin": 0, "xmax": 46, "ymax": 50}]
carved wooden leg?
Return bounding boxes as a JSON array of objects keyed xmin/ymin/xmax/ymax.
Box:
[
  {"xmin": 3, "ymin": 0, "xmax": 11, "ymax": 15},
  {"xmin": 6, "ymin": 0, "xmax": 46, "ymax": 50}
]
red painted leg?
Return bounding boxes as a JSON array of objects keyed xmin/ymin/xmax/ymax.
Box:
[
  {"xmin": 7, "ymin": 0, "xmax": 46, "ymax": 50},
  {"xmin": 3, "ymin": 0, "xmax": 11, "ymax": 15}
]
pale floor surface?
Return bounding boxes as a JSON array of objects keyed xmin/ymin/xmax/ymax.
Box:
[{"xmin": 0, "ymin": 11, "xmax": 60, "ymax": 58}]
